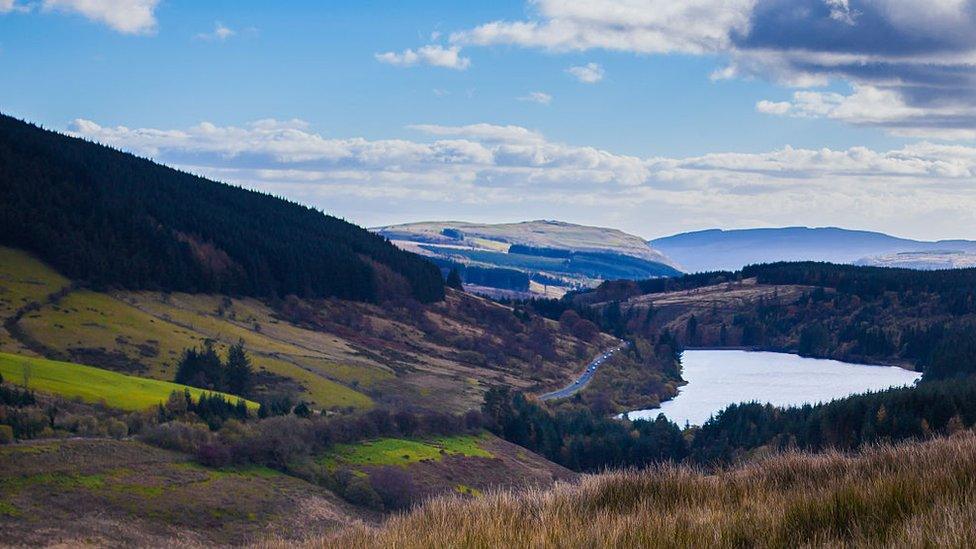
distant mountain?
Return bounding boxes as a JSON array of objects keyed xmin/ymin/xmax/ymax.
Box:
[
  {"xmin": 857, "ymin": 250, "xmax": 976, "ymax": 270},
  {"xmin": 374, "ymin": 220, "xmax": 681, "ymax": 297},
  {"xmin": 651, "ymin": 227, "xmax": 976, "ymax": 273},
  {"xmin": 0, "ymin": 114, "xmax": 444, "ymax": 303}
]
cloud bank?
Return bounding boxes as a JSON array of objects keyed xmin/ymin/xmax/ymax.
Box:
[
  {"xmin": 387, "ymin": 0, "xmax": 976, "ymax": 139},
  {"xmin": 69, "ymin": 118, "xmax": 976, "ymax": 239}
]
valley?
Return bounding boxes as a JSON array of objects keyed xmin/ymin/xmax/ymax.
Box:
[{"xmin": 7, "ymin": 2, "xmax": 976, "ymax": 546}]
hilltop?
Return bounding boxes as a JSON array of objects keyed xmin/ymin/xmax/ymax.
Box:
[{"xmin": 375, "ymin": 220, "xmax": 680, "ymax": 297}]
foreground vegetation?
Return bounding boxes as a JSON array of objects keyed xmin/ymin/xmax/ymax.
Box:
[{"xmin": 311, "ymin": 432, "xmax": 976, "ymax": 547}]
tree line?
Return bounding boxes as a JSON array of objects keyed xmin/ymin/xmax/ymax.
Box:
[{"xmin": 482, "ymin": 377, "xmax": 976, "ymax": 471}]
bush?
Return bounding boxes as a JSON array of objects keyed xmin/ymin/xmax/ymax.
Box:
[
  {"xmin": 140, "ymin": 421, "xmax": 213, "ymax": 454},
  {"xmin": 106, "ymin": 418, "xmax": 128, "ymax": 440},
  {"xmin": 370, "ymin": 467, "xmax": 419, "ymax": 511},
  {"xmin": 196, "ymin": 441, "xmax": 232, "ymax": 467},
  {"xmin": 0, "ymin": 424, "xmax": 13, "ymax": 444},
  {"xmin": 342, "ymin": 475, "xmax": 384, "ymax": 511}
]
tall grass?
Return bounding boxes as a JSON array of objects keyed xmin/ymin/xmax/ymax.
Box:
[{"xmin": 283, "ymin": 432, "xmax": 976, "ymax": 547}]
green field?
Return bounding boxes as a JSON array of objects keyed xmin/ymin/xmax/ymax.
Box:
[
  {"xmin": 321, "ymin": 435, "xmax": 493, "ymax": 468},
  {"xmin": 0, "ymin": 352, "xmax": 258, "ymax": 412}
]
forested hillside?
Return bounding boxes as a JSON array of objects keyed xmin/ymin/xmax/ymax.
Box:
[
  {"xmin": 566, "ymin": 262, "xmax": 976, "ymax": 380},
  {"xmin": 0, "ymin": 114, "xmax": 443, "ymax": 303}
]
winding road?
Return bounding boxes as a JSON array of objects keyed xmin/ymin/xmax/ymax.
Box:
[{"xmin": 539, "ymin": 343, "xmax": 629, "ymax": 401}]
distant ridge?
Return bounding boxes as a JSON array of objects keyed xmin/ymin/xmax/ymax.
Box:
[
  {"xmin": 651, "ymin": 226, "xmax": 976, "ymax": 272},
  {"xmin": 374, "ymin": 220, "xmax": 680, "ymax": 297}
]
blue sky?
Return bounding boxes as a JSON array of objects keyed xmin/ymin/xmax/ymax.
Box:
[{"xmin": 2, "ymin": 1, "xmax": 976, "ymax": 240}]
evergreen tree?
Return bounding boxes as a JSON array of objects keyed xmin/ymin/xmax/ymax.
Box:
[
  {"xmin": 224, "ymin": 341, "xmax": 253, "ymax": 397},
  {"xmin": 445, "ymin": 268, "xmax": 464, "ymax": 290},
  {"xmin": 174, "ymin": 343, "xmax": 224, "ymax": 390}
]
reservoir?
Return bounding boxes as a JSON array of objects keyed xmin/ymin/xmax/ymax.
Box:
[{"xmin": 625, "ymin": 350, "xmax": 922, "ymax": 427}]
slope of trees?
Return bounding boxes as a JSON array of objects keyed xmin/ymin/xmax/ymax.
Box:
[
  {"xmin": 484, "ymin": 377, "xmax": 976, "ymax": 471},
  {"xmin": 0, "ymin": 114, "xmax": 443, "ymax": 303},
  {"xmin": 688, "ymin": 377, "xmax": 976, "ymax": 464}
]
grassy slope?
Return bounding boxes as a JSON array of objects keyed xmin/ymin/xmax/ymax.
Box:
[
  {"xmin": 0, "ymin": 247, "xmax": 70, "ymax": 355},
  {"xmin": 0, "ymin": 439, "xmax": 356, "ymax": 546},
  {"xmin": 321, "ymin": 435, "xmax": 492, "ymax": 469},
  {"xmin": 319, "ymin": 433, "xmax": 577, "ymax": 509},
  {"xmin": 311, "ymin": 432, "xmax": 976, "ymax": 548},
  {"xmin": 0, "ymin": 352, "xmax": 257, "ymax": 411},
  {"xmin": 18, "ymin": 290, "xmax": 374, "ymax": 410},
  {"xmin": 2, "ymin": 245, "xmax": 611, "ymax": 413}
]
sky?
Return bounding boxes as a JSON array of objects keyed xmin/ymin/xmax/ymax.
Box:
[{"xmin": 2, "ymin": 0, "xmax": 976, "ymax": 241}]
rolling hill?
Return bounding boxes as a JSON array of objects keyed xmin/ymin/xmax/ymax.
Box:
[
  {"xmin": 375, "ymin": 220, "xmax": 681, "ymax": 297},
  {"xmin": 651, "ymin": 227, "xmax": 976, "ymax": 272}
]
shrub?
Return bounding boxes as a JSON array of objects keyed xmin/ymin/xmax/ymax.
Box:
[
  {"xmin": 106, "ymin": 418, "xmax": 128, "ymax": 440},
  {"xmin": 196, "ymin": 441, "xmax": 233, "ymax": 467},
  {"xmin": 370, "ymin": 467, "xmax": 419, "ymax": 511},
  {"xmin": 0, "ymin": 424, "xmax": 12, "ymax": 444},
  {"xmin": 140, "ymin": 421, "xmax": 213, "ymax": 454},
  {"xmin": 342, "ymin": 475, "xmax": 384, "ymax": 511}
]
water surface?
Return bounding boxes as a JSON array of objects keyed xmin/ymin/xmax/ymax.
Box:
[{"xmin": 626, "ymin": 350, "xmax": 921, "ymax": 427}]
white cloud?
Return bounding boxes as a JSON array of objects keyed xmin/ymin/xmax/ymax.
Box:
[
  {"xmin": 757, "ymin": 85, "xmax": 976, "ymax": 140},
  {"xmin": 375, "ymin": 44, "xmax": 471, "ymax": 70},
  {"xmin": 518, "ymin": 91, "xmax": 553, "ymax": 105},
  {"xmin": 0, "ymin": 0, "xmax": 27, "ymax": 13},
  {"xmin": 197, "ymin": 22, "xmax": 235, "ymax": 41},
  {"xmin": 424, "ymin": 0, "xmax": 976, "ymax": 140},
  {"xmin": 755, "ymin": 100, "xmax": 791, "ymax": 115},
  {"xmin": 825, "ymin": 0, "xmax": 858, "ymax": 24},
  {"xmin": 41, "ymin": 0, "xmax": 160, "ymax": 34},
  {"xmin": 450, "ymin": 0, "xmax": 756, "ymax": 54},
  {"xmin": 566, "ymin": 62, "xmax": 604, "ymax": 83},
  {"xmin": 67, "ymin": 117, "xmax": 976, "ymax": 239}
]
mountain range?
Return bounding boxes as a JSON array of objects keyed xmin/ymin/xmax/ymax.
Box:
[{"xmin": 651, "ymin": 227, "xmax": 976, "ymax": 273}]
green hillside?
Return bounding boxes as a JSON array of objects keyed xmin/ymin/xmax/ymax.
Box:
[{"xmin": 0, "ymin": 352, "xmax": 257, "ymax": 412}]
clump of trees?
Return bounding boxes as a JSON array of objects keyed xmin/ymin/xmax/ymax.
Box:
[
  {"xmin": 174, "ymin": 341, "xmax": 253, "ymax": 397},
  {"xmin": 481, "ymin": 387, "xmax": 687, "ymax": 472}
]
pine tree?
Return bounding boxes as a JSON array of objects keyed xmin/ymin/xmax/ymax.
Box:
[
  {"xmin": 225, "ymin": 341, "xmax": 253, "ymax": 397},
  {"xmin": 446, "ymin": 268, "xmax": 464, "ymax": 290}
]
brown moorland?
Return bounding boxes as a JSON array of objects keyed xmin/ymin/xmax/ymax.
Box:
[{"xmin": 293, "ymin": 431, "xmax": 976, "ymax": 548}]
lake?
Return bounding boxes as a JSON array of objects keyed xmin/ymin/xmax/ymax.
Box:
[{"xmin": 625, "ymin": 350, "xmax": 922, "ymax": 427}]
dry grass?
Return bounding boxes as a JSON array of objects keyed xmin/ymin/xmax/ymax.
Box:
[{"xmin": 284, "ymin": 432, "xmax": 976, "ymax": 548}]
